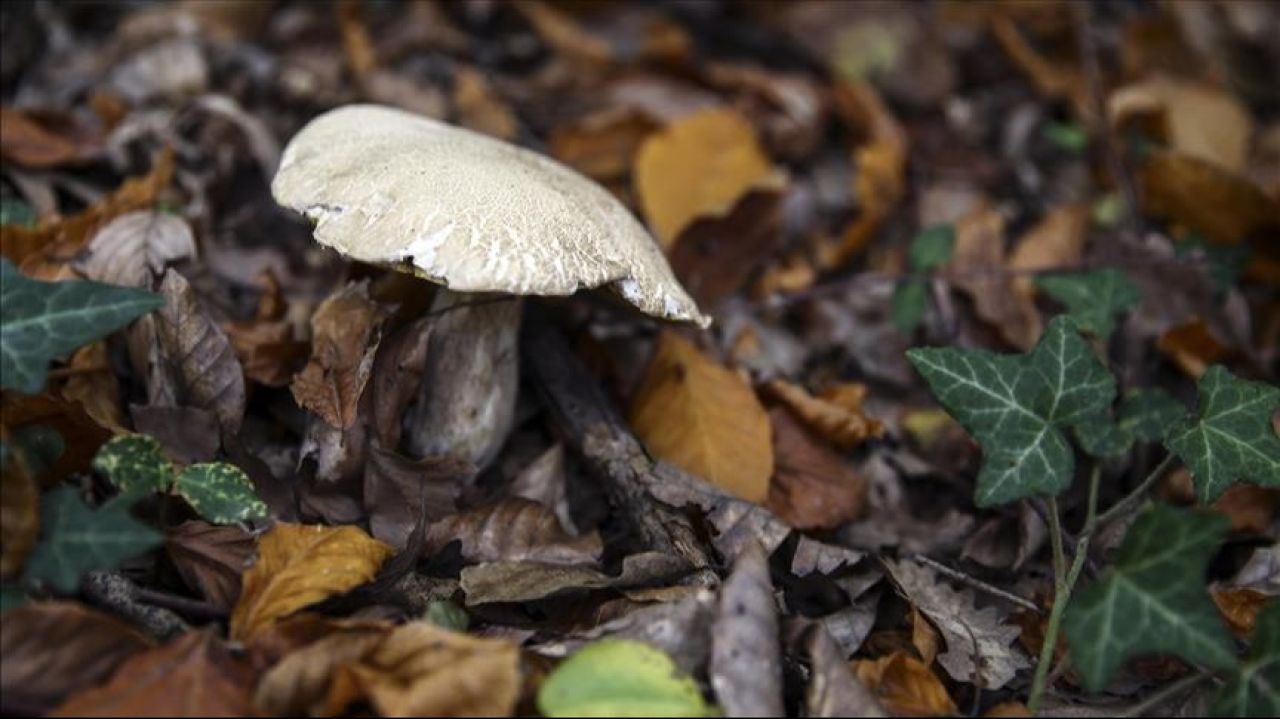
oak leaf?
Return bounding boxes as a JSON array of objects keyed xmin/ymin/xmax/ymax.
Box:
[{"xmin": 629, "ymin": 332, "xmax": 773, "ymax": 502}]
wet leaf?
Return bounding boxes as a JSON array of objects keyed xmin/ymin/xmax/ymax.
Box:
[
  {"xmin": 24, "ymin": 487, "xmax": 163, "ymax": 592},
  {"xmin": 0, "ymin": 259, "xmax": 162, "ymax": 394},
  {"xmin": 1035, "ymin": 269, "xmax": 1142, "ymax": 339},
  {"xmin": 710, "ymin": 541, "xmax": 783, "ymax": 716},
  {"xmin": 538, "ymin": 639, "xmax": 715, "ymax": 717},
  {"xmin": 630, "ymin": 332, "xmax": 773, "ymax": 502},
  {"xmin": 174, "ymin": 463, "xmax": 268, "ymax": 525},
  {"xmin": 855, "ymin": 651, "xmax": 958, "ymax": 717},
  {"xmin": 1063, "ymin": 504, "xmax": 1236, "ymax": 691},
  {"xmin": 424, "ymin": 498, "xmax": 602, "ymax": 566},
  {"xmin": 230, "ymin": 523, "xmax": 394, "ymax": 640}
]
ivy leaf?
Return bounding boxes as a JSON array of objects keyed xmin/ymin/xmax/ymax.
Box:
[
  {"xmin": 909, "ymin": 224, "xmax": 955, "ymax": 271},
  {"xmin": 537, "ymin": 639, "xmax": 715, "ymax": 717},
  {"xmin": 1165, "ymin": 365, "xmax": 1280, "ymax": 503},
  {"xmin": 23, "ymin": 487, "xmax": 163, "ymax": 592},
  {"xmin": 1062, "ymin": 504, "xmax": 1236, "ymax": 692},
  {"xmin": 1074, "ymin": 412, "xmax": 1132, "ymax": 459},
  {"xmin": 173, "ymin": 463, "xmax": 268, "ymax": 524},
  {"xmin": 1212, "ymin": 601, "xmax": 1280, "ymax": 718},
  {"xmin": 1034, "ymin": 269, "xmax": 1141, "ymax": 338},
  {"xmin": 0, "ymin": 259, "xmax": 162, "ymax": 394},
  {"xmin": 891, "ymin": 279, "xmax": 928, "ymax": 334},
  {"xmin": 1118, "ymin": 388, "xmax": 1187, "ymax": 443},
  {"xmin": 93, "ymin": 434, "xmax": 173, "ymax": 498},
  {"xmin": 907, "ymin": 316, "xmax": 1116, "ymax": 506}
]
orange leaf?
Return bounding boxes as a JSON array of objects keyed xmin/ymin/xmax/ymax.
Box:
[
  {"xmin": 855, "ymin": 651, "xmax": 958, "ymax": 717},
  {"xmin": 762, "ymin": 378, "xmax": 883, "ymax": 450},
  {"xmin": 1212, "ymin": 588, "xmax": 1269, "ymax": 639},
  {"xmin": 766, "ymin": 407, "xmax": 866, "ymax": 530},
  {"xmin": 1156, "ymin": 317, "xmax": 1229, "ymax": 379}
]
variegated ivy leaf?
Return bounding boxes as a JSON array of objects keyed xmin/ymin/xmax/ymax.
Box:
[
  {"xmin": 1212, "ymin": 601, "xmax": 1280, "ymax": 717},
  {"xmin": 93, "ymin": 434, "xmax": 173, "ymax": 498},
  {"xmin": 1034, "ymin": 269, "xmax": 1141, "ymax": 338},
  {"xmin": 907, "ymin": 316, "xmax": 1115, "ymax": 506},
  {"xmin": 174, "ymin": 463, "xmax": 267, "ymax": 524},
  {"xmin": 1165, "ymin": 365, "xmax": 1280, "ymax": 503},
  {"xmin": 1063, "ymin": 504, "xmax": 1236, "ymax": 692}
]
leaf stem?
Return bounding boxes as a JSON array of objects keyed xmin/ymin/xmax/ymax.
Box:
[
  {"xmin": 1119, "ymin": 670, "xmax": 1211, "ymax": 717},
  {"xmin": 1095, "ymin": 453, "xmax": 1176, "ymax": 531}
]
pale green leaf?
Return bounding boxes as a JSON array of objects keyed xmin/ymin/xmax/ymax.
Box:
[
  {"xmin": 1035, "ymin": 269, "xmax": 1141, "ymax": 338},
  {"xmin": 1165, "ymin": 365, "xmax": 1280, "ymax": 503},
  {"xmin": 23, "ymin": 487, "xmax": 163, "ymax": 592},
  {"xmin": 1, "ymin": 259, "xmax": 162, "ymax": 393},
  {"xmin": 1063, "ymin": 504, "xmax": 1236, "ymax": 692},
  {"xmin": 892, "ymin": 279, "xmax": 928, "ymax": 334},
  {"xmin": 538, "ymin": 639, "xmax": 715, "ymax": 718},
  {"xmin": 909, "ymin": 224, "xmax": 955, "ymax": 272},
  {"xmin": 907, "ymin": 316, "xmax": 1115, "ymax": 506},
  {"xmin": 1212, "ymin": 601, "xmax": 1280, "ymax": 717},
  {"xmin": 173, "ymin": 463, "xmax": 268, "ymax": 524},
  {"xmin": 93, "ymin": 434, "xmax": 173, "ymax": 498}
]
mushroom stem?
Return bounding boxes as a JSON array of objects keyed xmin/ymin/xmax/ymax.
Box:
[{"xmin": 405, "ymin": 288, "xmax": 521, "ymax": 468}]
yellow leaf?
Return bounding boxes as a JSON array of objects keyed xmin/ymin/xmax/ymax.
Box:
[
  {"xmin": 629, "ymin": 332, "xmax": 772, "ymax": 502},
  {"xmin": 230, "ymin": 523, "xmax": 393, "ymax": 641},
  {"xmin": 634, "ymin": 108, "xmax": 774, "ymax": 248},
  {"xmin": 1109, "ymin": 78, "xmax": 1253, "ymax": 173},
  {"xmin": 855, "ymin": 651, "xmax": 958, "ymax": 718}
]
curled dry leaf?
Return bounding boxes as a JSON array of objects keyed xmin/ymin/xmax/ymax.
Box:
[
  {"xmin": 947, "ymin": 202, "xmax": 1042, "ymax": 350},
  {"xmin": 1109, "ymin": 77, "xmax": 1252, "ymax": 172},
  {"xmin": 165, "ymin": 520, "xmax": 255, "ymax": 612},
  {"xmin": 634, "ymin": 107, "xmax": 775, "ymax": 248},
  {"xmin": 364, "ymin": 443, "xmax": 471, "ymax": 548},
  {"xmin": 154, "ymin": 269, "xmax": 246, "ymax": 434},
  {"xmin": 250, "ymin": 616, "xmax": 393, "ymax": 712},
  {"xmin": 762, "ymin": 378, "xmax": 883, "ymax": 450},
  {"xmin": 0, "ymin": 106, "xmax": 102, "ymax": 168},
  {"xmin": 424, "ymin": 498, "xmax": 603, "ymax": 567},
  {"xmin": 230, "ymin": 523, "xmax": 394, "ymax": 641},
  {"xmin": 854, "ymin": 651, "xmax": 958, "ymax": 718},
  {"xmin": 0, "ymin": 602, "xmax": 153, "ymax": 713},
  {"xmin": 766, "ymin": 407, "xmax": 867, "ymax": 531},
  {"xmin": 459, "ymin": 551, "xmax": 688, "ymax": 606},
  {"xmin": 629, "ymin": 331, "xmax": 773, "ymax": 503},
  {"xmin": 668, "ymin": 185, "xmax": 786, "ymax": 309},
  {"xmin": 51, "ymin": 630, "xmax": 255, "ymax": 718},
  {"xmin": 508, "ymin": 443, "xmax": 575, "ymax": 535},
  {"xmin": 75, "ymin": 210, "xmax": 196, "ymax": 289},
  {"xmin": 60, "ymin": 342, "xmax": 127, "ymax": 433},
  {"xmin": 291, "ymin": 281, "xmax": 388, "ymax": 430},
  {"xmin": 0, "ymin": 427, "xmax": 40, "ymax": 577},
  {"xmin": 710, "ymin": 540, "xmax": 784, "ymax": 716}
]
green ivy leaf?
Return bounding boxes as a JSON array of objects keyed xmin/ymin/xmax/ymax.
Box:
[
  {"xmin": 173, "ymin": 463, "xmax": 267, "ymax": 524},
  {"xmin": 0, "ymin": 197, "xmax": 36, "ymax": 227},
  {"xmin": 1, "ymin": 259, "xmax": 163, "ymax": 394},
  {"xmin": 892, "ymin": 279, "xmax": 928, "ymax": 334},
  {"xmin": 93, "ymin": 434, "xmax": 174, "ymax": 498},
  {"xmin": 909, "ymin": 224, "xmax": 955, "ymax": 272},
  {"xmin": 1165, "ymin": 365, "xmax": 1280, "ymax": 503},
  {"xmin": 538, "ymin": 639, "xmax": 715, "ymax": 717},
  {"xmin": 907, "ymin": 316, "xmax": 1116, "ymax": 506},
  {"xmin": 1034, "ymin": 269, "xmax": 1141, "ymax": 338},
  {"xmin": 23, "ymin": 487, "xmax": 163, "ymax": 592},
  {"xmin": 1063, "ymin": 504, "xmax": 1235, "ymax": 692},
  {"xmin": 1074, "ymin": 411, "xmax": 1132, "ymax": 459},
  {"xmin": 1118, "ymin": 388, "xmax": 1187, "ymax": 443},
  {"xmin": 1212, "ymin": 601, "xmax": 1280, "ymax": 717}
]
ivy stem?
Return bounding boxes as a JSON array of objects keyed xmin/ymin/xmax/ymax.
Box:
[{"xmin": 1094, "ymin": 453, "xmax": 1176, "ymax": 532}]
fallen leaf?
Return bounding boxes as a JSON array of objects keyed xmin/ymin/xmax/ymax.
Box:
[
  {"xmin": 634, "ymin": 108, "xmax": 775, "ymax": 247},
  {"xmin": 762, "ymin": 378, "xmax": 883, "ymax": 450},
  {"xmin": 855, "ymin": 651, "xmax": 958, "ymax": 717},
  {"xmin": 508, "ymin": 443, "xmax": 575, "ymax": 535},
  {"xmin": 452, "ymin": 65, "xmax": 517, "ymax": 141},
  {"xmin": 0, "ymin": 393, "xmax": 112, "ymax": 483},
  {"xmin": 1212, "ymin": 588, "xmax": 1269, "ymax": 639},
  {"xmin": 1008, "ymin": 204, "xmax": 1089, "ymax": 305},
  {"xmin": 1156, "ymin": 317, "xmax": 1229, "ymax": 379},
  {"xmin": 367, "ymin": 317, "xmax": 432, "ymax": 449},
  {"xmin": 0, "ymin": 602, "xmax": 152, "ymax": 713},
  {"xmin": 766, "ymin": 407, "xmax": 867, "ymax": 530},
  {"xmin": 1109, "ymin": 77, "xmax": 1253, "ymax": 172},
  {"xmin": 984, "ymin": 702, "xmax": 1032, "ymax": 717},
  {"xmin": 947, "ymin": 202, "xmax": 1042, "ymax": 350},
  {"xmin": 459, "ymin": 552, "xmax": 687, "ymax": 606},
  {"xmin": 1211, "ymin": 485, "xmax": 1278, "ymax": 534},
  {"xmin": 165, "ymin": 521, "xmax": 254, "ymax": 611},
  {"xmin": 230, "ymin": 523, "xmax": 394, "ymax": 641},
  {"xmin": 704, "ymin": 62, "xmax": 828, "ymax": 162},
  {"xmin": 990, "ymin": 16, "xmax": 1091, "ymax": 120},
  {"xmin": 550, "ymin": 107, "xmax": 659, "ymax": 182},
  {"xmin": 59, "ymin": 342, "xmax": 127, "ymax": 433},
  {"xmin": 52, "ymin": 630, "xmax": 255, "ymax": 717},
  {"xmin": 515, "ymin": 0, "xmax": 612, "ymax": 67},
  {"xmin": 668, "ymin": 185, "xmax": 785, "ymax": 308},
  {"xmin": 710, "ymin": 541, "xmax": 784, "ymax": 716},
  {"xmin": 539, "ymin": 639, "xmax": 713, "ymax": 718},
  {"xmin": 129, "ymin": 404, "xmax": 220, "ymax": 464},
  {"xmin": 363, "ymin": 443, "xmax": 470, "ymax": 548},
  {"xmin": 1139, "ymin": 151, "xmax": 1280, "ymax": 248},
  {"xmin": 251, "ymin": 617, "xmax": 392, "ymax": 714},
  {"xmin": 0, "ymin": 428, "xmax": 39, "ymax": 577},
  {"xmin": 75, "ymin": 211, "xmax": 196, "ymax": 289},
  {"xmin": 629, "ymin": 331, "xmax": 773, "ymax": 502},
  {"xmin": 0, "ymin": 106, "xmax": 101, "ymax": 168},
  {"xmin": 223, "ymin": 319, "xmax": 307, "ymax": 388},
  {"xmin": 337, "ymin": 0, "xmax": 376, "ymax": 81},
  {"xmin": 291, "ymin": 281, "xmax": 387, "ymax": 430},
  {"xmin": 424, "ymin": 498, "xmax": 602, "ymax": 566},
  {"xmin": 803, "ymin": 623, "xmax": 887, "ymax": 717},
  {"xmin": 911, "ymin": 607, "xmax": 942, "ymax": 665}
]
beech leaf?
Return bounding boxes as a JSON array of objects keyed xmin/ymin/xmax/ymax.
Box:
[
  {"xmin": 907, "ymin": 316, "xmax": 1115, "ymax": 506},
  {"xmin": 538, "ymin": 639, "xmax": 716, "ymax": 717},
  {"xmin": 24, "ymin": 487, "xmax": 163, "ymax": 592}
]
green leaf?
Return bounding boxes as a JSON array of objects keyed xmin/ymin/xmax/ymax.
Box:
[
  {"xmin": 93, "ymin": 434, "xmax": 174, "ymax": 498},
  {"xmin": 11, "ymin": 425, "xmax": 64, "ymax": 476},
  {"xmin": 0, "ymin": 197, "xmax": 36, "ymax": 227},
  {"xmin": 538, "ymin": 639, "xmax": 715, "ymax": 718},
  {"xmin": 891, "ymin": 279, "xmax": 928, "ymax": 334},
  {"xmin": 1043, "ymin": 121, "xmax": 1089, "ymax": 154},
  {"xmin": 1117, "ymin": 388, "xmax": 1187, "ymax": 443},
  {"xmin": 1062, "ymin": 504, "xmax": 1236, "ymax": 692},
  {"xmin": 907, "ymin": 316, "xmax": 1116, "ymax": 506},
  {"xmin": 1165, "ymin": 365, "xmax": 1280, "ymax": 503},
  {"xmin": 423, "ymin": 600, "xmax": 470, "ymax": 632},
  {"xmin": 1074, "ymin": 411, "xmax": 1132, "ymax": 459},
  {"xmin": 173, "ymin": 463, "xmax": 267, "ymax": 524},
  {"xmin": 909, "ymin": 224, "xmax": 955, "ymax": 272},
  {"xmin": 1212, "ymin": 601, "xmax": 1280, "ymax": 718},
  {"xmin": 0, "ymin": 259, "xmax": 163, "ymax": 394},
  {"xmin": 23, "ymin": 487, "xmax": 163, "ymax": 592},
  {"xmin": 1035, "ymin": 269, "xmax": 1141, "ymax": 338}
]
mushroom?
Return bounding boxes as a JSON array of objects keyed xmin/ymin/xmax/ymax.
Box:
[{"xmin": 272, "ymin": 104, "xmax": 708, "ymax": 468}]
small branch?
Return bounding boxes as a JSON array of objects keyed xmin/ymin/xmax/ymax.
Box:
[{"xmin": 911, "ymin": 554, "xmax": 1042, "ymax": 614}]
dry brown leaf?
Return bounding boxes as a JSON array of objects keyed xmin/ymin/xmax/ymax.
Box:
[
  {"xmin": 629, "ymin": 331, "xmax": 773, "ymax": 502},
  {"xmin": 1109, "ymin": 78, "xmax": 1253, "ymax": 173},
  {"xmin": 1009, "ymin": 204, "xmax": 1089, "ymax": 303},
  {"xmin": 948, "ymin": 202, "xmax": 1043, "ymax": 350},
  {"xmin": 154, "ymin": 269, "xmax": 246, "ymax": 434},
  {"xmin": 1211, "ymin": 484, "xmax": 1278, "ymax": 534},
  {"xmin": 75, "ymin": 211, "xmax": 196, "ymax": 289},
  {"xmin": 129, "ymin": 404, "xmax": 220, "ymax": 465},
  {"xmin": 910, "ymin": 607, "xmax": 941, "ymax": 666},
  {"xmin": 668, "ymin": 185, "xmax": 785, "ymax": 308},
  {"xmin": 1212, "ymin": 588, "xmax": 1269, "ymax": 639},
  {"xmin": 424, "ymin": 498, "xmax": 602, "ymax": 566},
  {"xmin": 0, "ymin": 602, "xmax": 153, "ymax": 713},
  {"xmin": 704, "ymin": 62, "xmax": 827, "ymax": 162},
  {"xmin": 337, "ymin": 0, "xmax": 377, "ymax": 82},
  {"xmin": 634, "ymin": 108, "xmax": 775, "ymax": 248},
  {"xmin": 363, "ymin": 443, "xmax": 472, "ymax": 548},
  {"xmin": 252, "ymin": 620, "xmax": 392, "ymax": 716},
  {"xmin": 1, "ymin": 393, "xmax": 112, "ymax": 484},
  {"xmin": 804, "ymin": 624, "xmax": 887, "ymax": 717},
  {"xmin": 0, "ymin": 106, "xmax": 101, "ymax": 168},
  {"xmin": 224, "ymin": 319, "xmax": 308, "ymax": 388},
  {"xmin": 1156, "ymin": 317, "xmax": 1229, "ymax": 379},
  {"xmin": 52, "ymin": 630, "xmax": 255, "ymax": 717},
  {"xmin": 515, "ymin": 0, "xmax": 612, "ymax": 67},
  {"xmin": 0, "ymin": 426, "xmax": 39, "ymax": 577},
  {"xmin": 753, "ymin": 249, "xmax": 818, "ymax": 298},
  {"xmin": 989, "ymin": 17, "xmax": 1091, "ymax": 121},
  {"xmin": 549, "ymin": 107, "xmax": 659, "ymax": 182},
  {"xmin": 59, "ymin": 342, "xmax": 127, "ymax": 434},
  {"xmin": 710, "ymin": 541, "xmax": 784, "ymax": 716},
  {"xmin": 854, "ymin": 651, "xmax": 958, "ymax": 718},
  {"xmin": 166, "ymin": 521, "xmax": 255, "ymax": 612},
  {"xmin": 762, "ymin": 378, "xmax": 883, "ymax": 450},
  {"xmin": 291, "ymin": 281, "xmax": 388, "ymax": 430},
  {"xmin": 368, "ymin": 317, "xmax": 433, "ymax": 450},
  {"xmin": 766, "ymin": 408, "xmax": 867, "ymax": 530},
  {"xmin": 452, "ymin": 65, "xmax": 518, "ymax": 141},
  {"xmin": 230, "ymin": 523, "xmax": 394, "ymax": 641}
]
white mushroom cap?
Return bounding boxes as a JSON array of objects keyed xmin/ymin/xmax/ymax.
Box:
[{"xmin": 272, "ymin": 104, "xmax": 709, "ymax": 327}]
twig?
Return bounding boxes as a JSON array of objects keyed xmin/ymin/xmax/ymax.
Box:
[
  {"xmin": 1120, "ymin": 671, "xmax": 1212, "ymax": 717},
  {"xmin": 911, "ymin": 554, "xmax": 1042, "ymax": 614},
  {"xmin": 82, "ymin": 571, "xmax": 190, "ymax": 641},
  {"xmin": 1094, "ymin": 453, "xmax": 1176, "ymax": 532}
]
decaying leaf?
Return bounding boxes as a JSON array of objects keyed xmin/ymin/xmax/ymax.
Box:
[
  {"xmin": 668, "ymin": 185, "xmax": 785, "ymax": 308},
  {"xmin": 424, "ymin": 498, "xmax": 602, "ymax": 567},
  {"xmin": 803, "ymin": 623, "xmax": 887, "ymax": 718},
  {"xmin": 766, "ymin": 407, "xmax": 867, "ymax": 530},
  {"xmin": 1139, "ymin": 151, "xmax": 1280, "ymax": 247},
  {"xmin": 290, "ymin": 281, "xmax": 388, "ymax": 430},
  {"xmin": 230, "ymin": 523, "xmax": 394, "ymax": 640},
  {"xmin": 364, "ymin": 443, "xmax": 471, "ymax": 549},
  {"xmin": 75, "ymin": 211, "xmax": 196, "ymax": 289},
  {"xmin": 762, "ymin": 378, "xmax": 883, "ymax": 450},
  {"xmin": 630, "ymin": 332, "xmax": 773, "ymax": 502},
  {"xmin": 855, "ymin": 651, "xmax": 958, "ymax": 717},
  {"xmin": 946, "ymin": 203, "xmax": 1042, "ymax": 350},
  {"xmin": 1109, "ymin": 77, "xmax": 1252, "ymax": 172},
  {"xmin": 459, "ymin": 552, "xmax": 688, "ymax": 606},
  {"xmin": 710, "ymin": 540, "xmax": 784, "ymax": 716},
  {"xmin": 165, "ymin": 520, "xmax": 254, "ymax": 612},
  {"xmin": 0, "ymin": 433, "xmax": 39, "ymax": 577}
]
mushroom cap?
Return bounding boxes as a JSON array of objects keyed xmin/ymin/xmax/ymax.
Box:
[{"xmin": 272, "ymin": 104, "xmax": 709, "ymax": 327}]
